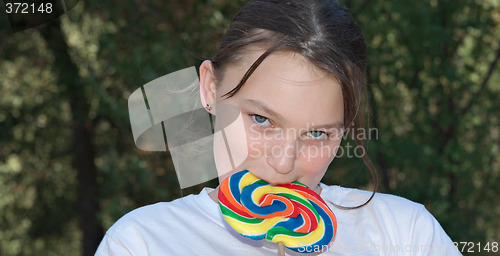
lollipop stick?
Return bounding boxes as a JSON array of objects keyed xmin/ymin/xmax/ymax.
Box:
[{"xmin": 278, "ymin": 242, "xmax": 285, "ymax": 256}]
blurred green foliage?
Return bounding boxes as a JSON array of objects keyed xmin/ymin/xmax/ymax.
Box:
[{"xmin": 0, "ymin": 0, "xmax": 498, "ymax": 255}]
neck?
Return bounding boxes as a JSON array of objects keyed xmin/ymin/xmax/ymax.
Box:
[{"xmin": 209, "ymin": 186, "xmax": 220, "ymax": 202}]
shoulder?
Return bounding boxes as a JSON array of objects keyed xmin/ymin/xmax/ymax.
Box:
[
  {"xmin": 108, "ymin": 187, "xmax": 219, "ymax": 232},
  {"xmin": 320, "ymin": 184, "xmax": 437, "ymax": 229},
  {"xmin": 320, "ymin": 184, "xmax": 430, "ymax": 236},
  {"xmin": 96, "ymin": 188, "xmax": 220, "ymax": 255},
  {"xmin": 320, "ymin": 183, "xmax": 426, "ymax": 214},
  {"xmin": 319, "ymin": 184, "xmax": 461, "ymax": 255},
  {"xmin": 107, "ymin": 193, "xmax": 197, "ymax": 233}
]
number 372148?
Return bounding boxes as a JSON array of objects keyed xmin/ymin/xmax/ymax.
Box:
[
  {"xmin": 453, "ymin": 242, "xmax": 498, "ymax": 253},
  {"xmin": 5, "ymin": 2, "xmax": 53, "ymax": 14}
]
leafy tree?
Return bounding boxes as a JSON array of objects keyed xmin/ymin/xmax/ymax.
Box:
[{"xmin": 341, "ymin": 0, "xmax": 500, "ymax": 248}]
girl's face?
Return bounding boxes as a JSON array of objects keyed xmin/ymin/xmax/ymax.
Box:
[{"xmin": 200, "ymin": 47, "xmax": 344, "ymax": 192}]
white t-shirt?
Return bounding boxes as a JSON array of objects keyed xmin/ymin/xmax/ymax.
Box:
[{"xmin": 95, "ymin": 184, "xmax": 461, "ymax": 255}]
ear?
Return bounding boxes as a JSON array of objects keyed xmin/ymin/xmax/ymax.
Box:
[{"xmin": 199, "ymin": 60, "xmax": 217, "ymax": 114}]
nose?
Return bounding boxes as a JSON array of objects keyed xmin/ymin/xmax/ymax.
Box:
[{"xmin": 266, "ymin": 138, "xmax": 297, "ymax": 175}]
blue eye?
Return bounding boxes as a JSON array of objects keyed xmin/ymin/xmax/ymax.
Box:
[
  {"xmin": 307, "ymin": 131, "xmax": 328, "ymax": 140},
  {"xmin": 251, "ymin": 114, "xmax": 271, "ymax": 127}
]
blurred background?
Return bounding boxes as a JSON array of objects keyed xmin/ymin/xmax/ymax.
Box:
[{"xmin": 0, "ymin": 0, "xmax": 499, "ymax": 255}]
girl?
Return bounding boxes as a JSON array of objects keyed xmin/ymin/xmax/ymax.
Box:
[{"xmin": 96, "ymin": 0, "xmax": 460, "ymax": 255}]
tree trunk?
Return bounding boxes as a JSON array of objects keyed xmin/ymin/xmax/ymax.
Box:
[{"xmin": 40, "ymin": 20, "xmax": 102, "ymax": 256}]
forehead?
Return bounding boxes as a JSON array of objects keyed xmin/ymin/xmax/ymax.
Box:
[{"xmin": 217, "ymin": 47, "xmax": 344, "ymax": 127}]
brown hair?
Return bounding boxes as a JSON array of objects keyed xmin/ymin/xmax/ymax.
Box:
[{"xmin": 211, "ymin": 0, "xmax": 377, "ymax": 209}]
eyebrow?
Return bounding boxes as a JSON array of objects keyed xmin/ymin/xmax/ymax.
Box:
[
  {"xmin": 241, "ymin": 99, "xmax": 344, "ymax": 129},
  {"xmin": 311, "ymin": 122, "xmax": 345, "ymax": 130},
  {"xmin": 242, "ymin": 99, "xmax": 285, "ymax": 123}
]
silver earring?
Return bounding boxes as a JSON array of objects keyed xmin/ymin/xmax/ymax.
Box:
[{"xmin": 206, "ymin": 104, "xmax": 212, "ymax": 111}]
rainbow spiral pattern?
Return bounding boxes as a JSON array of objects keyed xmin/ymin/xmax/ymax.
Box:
[{"xmin": 218, "ymin": 170, "xmax": 337, "ymax": 252}]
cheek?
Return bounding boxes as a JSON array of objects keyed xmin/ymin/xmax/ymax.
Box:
[
  {"xmin": 298, "ymin": 139, "xmax": 342, "ymax": 174},
  {"xmin": 216, "ymin": 115, "xmax": 268, "ymax": 173},
  {"xmin": 213, "ymin": 112, "xmax": 249, "ymax": 177},
  {"xmin": 245, "ymin": 121, "xmax": 268, "ymax": 159}
]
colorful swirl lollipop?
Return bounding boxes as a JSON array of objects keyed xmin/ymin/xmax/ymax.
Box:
[{"xmin": 218, "ymin": 170, "xmax": 337, "ymax": 253}]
